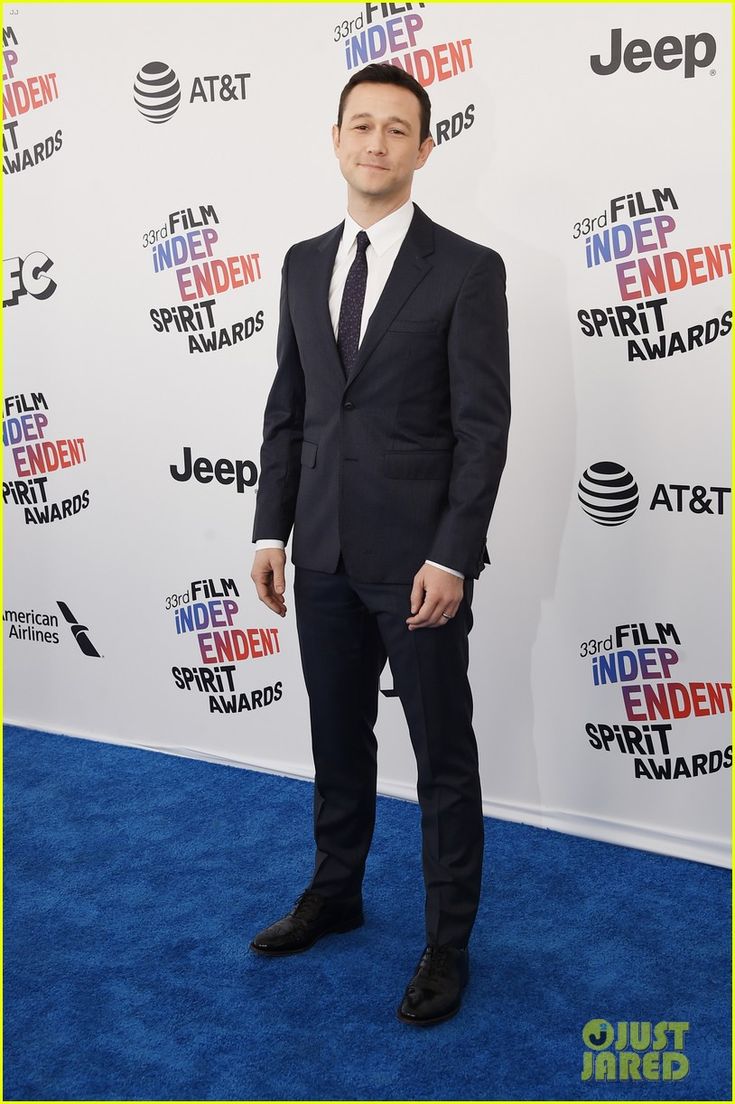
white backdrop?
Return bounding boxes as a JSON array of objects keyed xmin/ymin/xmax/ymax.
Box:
[{"xmin": 4, "ymin": 3, "xmax": 731, "ymax": 867}]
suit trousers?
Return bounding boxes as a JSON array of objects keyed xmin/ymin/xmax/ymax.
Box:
[{"xmin": 293, "ymin": 553, "xmax": 484, "ymax": 949}]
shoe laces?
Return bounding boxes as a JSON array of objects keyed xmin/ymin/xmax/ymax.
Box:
[
  {"xmin": 421, "ymin": 944, "xmax": 453, "ymax": 978},
  {"xmin": 291, "ymin": 890, "xmax": 324, "ymax": 926}
]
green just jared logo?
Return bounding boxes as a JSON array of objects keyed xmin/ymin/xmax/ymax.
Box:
[{"xmin": 581, "ymin": 1019, "xmax": 690, "ymax": 1081}]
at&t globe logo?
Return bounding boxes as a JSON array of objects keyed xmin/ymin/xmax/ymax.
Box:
[
  {"xmin": 578, "ymin": 461, "xmax": 639, "ymax": 525},
  {"xmin": 133, "ymin": 61, "xmax": 181, "ymax": 123}
]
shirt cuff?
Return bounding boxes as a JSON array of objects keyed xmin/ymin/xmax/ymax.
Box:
[
  {"xmin": 425, "ymin": 559, "xmax": 465, "ymax": 580},
  {"xmin": 255, "ymin": 539, "xmax": 285, "ymax": 550}
]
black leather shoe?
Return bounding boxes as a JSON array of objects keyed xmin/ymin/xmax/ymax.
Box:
[
  {"xmin": 249, "ymin": 889, "xmax": 364, "ymax": 956},
  {"xmin": 397, "ymin": 944, "xmax": 470, "ymax": 1025}
]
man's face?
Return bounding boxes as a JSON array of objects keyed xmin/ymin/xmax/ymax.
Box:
[{"xmin": 332, "ymin": 82, "xmax": 433, "ymax": 203}]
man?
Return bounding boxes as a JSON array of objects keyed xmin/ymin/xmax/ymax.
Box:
[{"xmin": 249, "ymin": 62, "xmax": 510, "ymax": 1027}]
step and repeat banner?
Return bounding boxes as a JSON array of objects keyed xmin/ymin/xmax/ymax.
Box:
[{"xmin": 4, "ymin": 3, "xmax": 731, "ymax": 866}]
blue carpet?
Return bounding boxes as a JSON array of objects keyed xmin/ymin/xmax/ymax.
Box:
[{"xmin": 3, "ymin": 723, "xmax": 731, "ymax": 1101}]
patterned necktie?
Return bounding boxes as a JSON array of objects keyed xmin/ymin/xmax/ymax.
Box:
[{"xmin": 337, "ymin": 229, "xmax": 370, "ymax": 378}]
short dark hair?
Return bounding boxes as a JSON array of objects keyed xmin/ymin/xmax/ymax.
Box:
[{"xmin": 336, "ymin": 63, "xmax": 431, "ymax": 145}]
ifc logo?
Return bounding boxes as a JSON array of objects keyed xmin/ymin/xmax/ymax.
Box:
[
  {"xmin": 578, "ymin": 461, "xmax": 639, "ymax": 526},
  {"xmin": 133, "ymin": 61, "xmax": 181, "ymax": 124}
]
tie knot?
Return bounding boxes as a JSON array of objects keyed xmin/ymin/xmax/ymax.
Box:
[{"xmin": 356, "ymin": 230, "xmax": 370, "ymax": 254}]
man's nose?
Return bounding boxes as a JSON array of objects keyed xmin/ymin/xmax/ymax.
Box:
[{"xmin": 367, "ymin": 131, "xmax": 388, "ymax": 154}]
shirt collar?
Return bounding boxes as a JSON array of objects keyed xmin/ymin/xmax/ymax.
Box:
[{"xmin": 340, "ymin": 197, "xmax": 415, "ymax": 259}]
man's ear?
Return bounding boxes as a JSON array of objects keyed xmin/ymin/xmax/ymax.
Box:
[
  {"xmin": 332, "ymin": 123, "xmax": 341, "ymax": 155},
  {"xmin": 416, "ymin": 134, "xmax": 434, "ymax": 169}
]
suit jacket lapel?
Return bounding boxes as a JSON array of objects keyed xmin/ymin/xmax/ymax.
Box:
[
  {"xmin": 346, "ymin": 203, "xmax": 435, "ymax": 388},
  {"xmin": 313, "ymin": 220, "xmax": 345, "ymax": 379}
]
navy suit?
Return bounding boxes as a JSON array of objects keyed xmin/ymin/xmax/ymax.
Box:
[{"xmin": 253, "ymin": 203, "xmax": 510, "ymax": 947}]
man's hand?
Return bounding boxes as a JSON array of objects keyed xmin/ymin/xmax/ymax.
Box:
[
  {"xmin": 406, "ymin": 563, "xmax": 464, "ymax": 630},
  {"xmin": 251, "ymin": 547, "xmax": 288, "ymax": 617}
]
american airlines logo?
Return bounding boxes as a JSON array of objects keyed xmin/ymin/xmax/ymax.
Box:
[{"xmin": 56, "ymin": 601, "xmax": 100, "ymax": 657}]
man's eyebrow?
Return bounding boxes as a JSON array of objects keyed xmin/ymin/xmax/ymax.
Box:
[{"xmin": 348, "ymin": 112, "xmax": 413, "ymax": 129}]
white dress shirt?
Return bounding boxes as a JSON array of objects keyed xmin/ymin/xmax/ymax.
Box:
[
  {"xmin": 328, "ymin": 196, "xmax": 415, "ymax": 347},
  {"xmin": 256, "ymin": 197, "xmax": 464, "ymax": 580}
]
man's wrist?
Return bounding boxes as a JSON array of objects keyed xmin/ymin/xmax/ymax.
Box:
[
  {"xmin": 425, "ymin": 558, "xmax": 464, "ymax": 580},
  {"xmin": 255, "ymin": 539, "xmax": 285, "ymax": 551}
]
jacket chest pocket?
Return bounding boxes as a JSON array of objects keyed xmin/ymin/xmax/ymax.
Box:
[{"xmin": 387, "ymin": 319, "xmax": 440, "ymax": 335}]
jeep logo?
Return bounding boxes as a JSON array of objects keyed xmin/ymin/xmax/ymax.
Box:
[
  {"xmin": 169, "ymin": 446, "xmax": 257, "ymax": 493},
  {"xmin": 590, "ymin": 28, "xmax": 716, "ymax": 77}
]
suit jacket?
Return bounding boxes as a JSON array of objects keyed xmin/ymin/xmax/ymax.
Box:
[{"xmin": 252, "ymin": 202, "xmax": 510, "ymax": 584}]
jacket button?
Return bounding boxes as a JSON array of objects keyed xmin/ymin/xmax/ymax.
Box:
[{"xmin": 343, "ymin": 401, "xmax": 355, "ymax": 410}]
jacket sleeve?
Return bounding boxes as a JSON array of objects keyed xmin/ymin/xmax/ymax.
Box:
[
  {"xmin": 426, "ymin": 248, "xmax": 510, "ymax": 577},
  {"xmin": 251, "ymin": 245, "xmax": 305, "ymax": 544}
]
